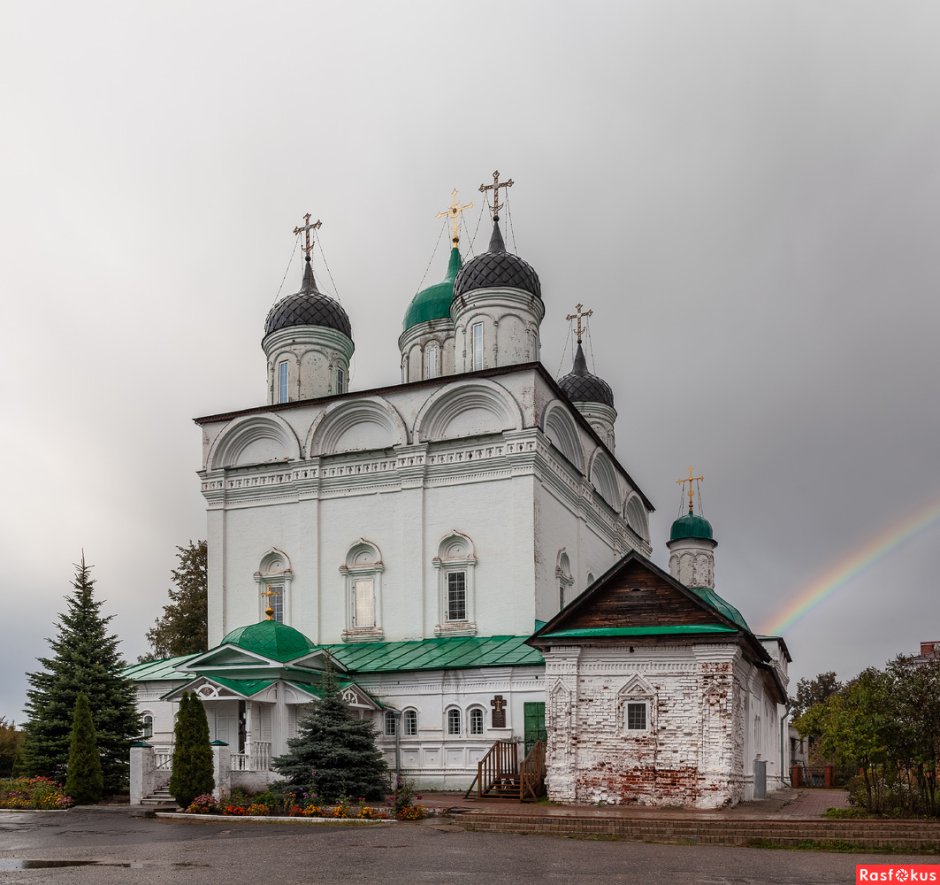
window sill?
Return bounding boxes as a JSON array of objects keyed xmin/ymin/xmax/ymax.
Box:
[
  {"xmin": 434, "ymin": 621, "xmax": 478, "ymax": 638},
  {"xmin": 342, "ymin": 628, "xmax": 385, "ymax": 643}
]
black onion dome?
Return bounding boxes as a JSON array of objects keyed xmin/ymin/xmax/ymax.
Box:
[
  {"xmin": 263, "ymin": 258, "xmax": 352, "ymax": 339},
  {"xmin": 453, "ymin": 219, "xmax": 541, "ymax": 299},
  {"xmin": 558, "ymin": 344, "xmax": 615, "ymax": 407}
]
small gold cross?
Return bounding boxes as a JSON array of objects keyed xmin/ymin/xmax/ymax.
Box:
[
  {"xmin": 436, "ymin": 189, "xmax": 473, "ymax": 247},
  {"xmin": 293, "ymin": 212, "xmax": 322, "ymax": 260},
  {"xmin": 260, "ymin": 586, "xmax": 282, "ymax": 620},
  {"xmin": 676, "ymin": 466, "xmax": 705, "ymax": 515},
  {"xmin": 565, "ymin": 303, "xmax": 594, "ymax": 344},
  {"xmin": 479, "ymin": 170, "xmax": 514, "ymax": 219}
]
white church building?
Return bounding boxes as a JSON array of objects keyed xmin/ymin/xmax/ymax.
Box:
[{"xmin": 127, "ymin": 177, "xmax": 790, "ymax": 808}]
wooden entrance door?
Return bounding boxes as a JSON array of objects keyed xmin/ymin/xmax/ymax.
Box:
[{"xmin": 523, "ymin": 702, "xmax": 546, "ymax": 754}]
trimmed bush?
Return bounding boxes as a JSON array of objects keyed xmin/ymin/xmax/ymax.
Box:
[
  {"xmin": 64, "ymin": 693, "xmax": 103, "ymax": 805},
  {"xmin": 168, "ymin": 693, "xmax": 214, "ymax": 808}
]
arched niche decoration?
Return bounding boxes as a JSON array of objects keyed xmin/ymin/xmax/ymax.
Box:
[
  {"xmin": 624, "ymin": 493, "xmax": 650, "ymax": 541},
  {"xmin": 588, "ymin": 449, "xmax": 621, "ymax": 510},
  {"xmin": 254, "ymin": 548, "xmax": 293, "ymax": 623},
  {"xmin": 208, "ymin": 414, "xmax": 302, "ymax": 470},
  {"xmin": 306, "ymin": 396, "xmax": 408, "ymax": 456},
  {"xmin": 541, "ymin": 401, "xmax": 584, "ymax": 472},
  {"xmin": 340, "ymin": 539, "xmax": 384, "ymax": 642},
  {"xmin": 413, "ymin": 379, "xmax": 523, "ymax": 443}
]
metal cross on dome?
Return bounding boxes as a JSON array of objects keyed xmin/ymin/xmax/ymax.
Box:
[
  {"xmin": 293, "ymin": 212, "xmax": 322, "ymax": 260},
  {"xmin": 676, "ymin": 466, "xmax": 705, "ymax": 515},
  {"xmin": 436, "ymin": 189, "xmax": 473, "ymax": 247},
  {"xmin": 566, "ymin": 303, "xmax": 594, "ymax": 345},
  {"xmin": 260, "ymin": 586, "xmax": 282, "ymax": 620},
  {"xmin": 479, "ymin": 170, "xmax": 513, "ymax": 220}
]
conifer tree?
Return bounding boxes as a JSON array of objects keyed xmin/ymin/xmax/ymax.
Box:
[
  {"xmin": 64, "ymin": 692, "xmax": 104, "ymax": 805},
  {"xmin": 168, "ymin": 693, "xmax": 214, "ymax": 808},
  {"xmin": 22, "ymin": 556, "xmax": 140, "ymax": 793},
  {"xmin": 273, "ymin": 658, "xmax": 388, "ymax": 801},
  {"xmin": 143, "ymin": 541, "xmax": 208, "ymax": 660}
]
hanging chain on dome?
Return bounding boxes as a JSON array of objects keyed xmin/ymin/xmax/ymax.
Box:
[
  {"xmin": 315, "ymin": 233, "xmax": 342, "ymax": 301},
  {"xmin": 586, "ymin": 321, "xmax": 599, "ymax": 375},
  {"xmin": 414, "ymin": 219, "xmax": 448, "ymax": 294},
  {"xmin": 505, "ymin": 189, "xmax": 518, "ymax": 253},
  {"xmin": 272, "ymin": 232, "xmax": 302, "ymax": 305},
  {"xmin": 464, "ymin": 201, "xmax": 487, "ymax": 257},
  {"xmin": 555, "ymin": 325, "xmax": 574, "ymax": 380}
]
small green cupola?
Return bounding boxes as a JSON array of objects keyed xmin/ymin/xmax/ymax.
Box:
[
  {"xmin": 402, "ymin": 246, "xmax": 462, "ymax": 331},
  {"xmin": 667, "ymin": 467, "xmax": 718, "ymax": 590}
]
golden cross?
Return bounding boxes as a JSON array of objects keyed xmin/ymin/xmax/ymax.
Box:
[
  {"xmin": 676, "ymin": 466, "xmax": 705, "ymax": 514},
  {"xmin": 436, "ymin": 189, "xmax": 474, "ymax": 247},
  {"xmin": 260, "ymin": 586, "xmax": 282, "ymax": 620},
  {"xmin": 293, "ymin": 212, "xmax": 322, "ymax": 260},
  {"xmin": 566, "ymin": 303, "xmax": 594, "ymax": 344},
  {"xmin": 479, "ymin": 170, "xmax": 514, "ymax": 219}
]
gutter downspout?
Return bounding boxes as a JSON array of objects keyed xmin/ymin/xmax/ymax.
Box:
[{"xmin": 393, "ymin": 710, "xmax": 402, "ymax": 791}]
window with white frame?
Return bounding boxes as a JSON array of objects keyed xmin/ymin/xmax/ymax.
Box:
[
  {"xmin": 141, "ymin": 713, "xmax": 153, "ymax": 739},
  {"xmin": 335, "ymin": 365, "xmax": 346, "ymax": 394},
  {"xmin": 447, "ymin": 708, "xmax": 462, "ymax": 736},
  {"xmin": 403, "ymin": 709, "xmax": 417, "ymax": 737},
  {"xmin": 434, "ymin": 532, "xmax": 477, "ymax": 636},
  {"xmin": 470, "ymin": 321, "xmax": 484, "ymax": 371},
  {"xmin": 469, "ymin": 707, "xmax": 484, "ymax": 736},
  {"xmin": 255, "ymin": 550, "xmax": 293, "ymax": 624},
  {"xmin": 341, "ymin": 541, "xmax": 384, "ymax": 641},
  {"xmin": 625, "ymin": 701, "xmax": 648, "ymax": 731},
  {"xmin": 277, "ymin": 361, "xmax": 289, "ymax": 404},
  {"xmin": 384, "ymin": 711, "xmax": 397, "ymax": 737},
  {"xmin": 425, "ymin": 342, "xmax": 441, "ymax": 379}
]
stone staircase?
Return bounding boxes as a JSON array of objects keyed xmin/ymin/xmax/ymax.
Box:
[
  {"xmin": 139, "ymin": 789, "xmax": 176, "ymax": 808},
  {"xmin": 454, "ymin": 811, "xmax": 940, "ymax": 852}
]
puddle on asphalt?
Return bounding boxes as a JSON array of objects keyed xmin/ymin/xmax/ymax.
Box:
[{"xmin": 0, "ymin": 859, "xmax": 204, "ymax": 870}]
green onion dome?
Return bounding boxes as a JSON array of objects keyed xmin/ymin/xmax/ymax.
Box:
[
  {"xmin": 403, "ymin": 247, "xmax": 462, "ymax": 331},
  {"xmin": 669, "ymin": 512, "xmax": 714, "ymax": 542},
  {"xmin": 220, "ymin": 620, "xmax": 317, "ymax": 663}
]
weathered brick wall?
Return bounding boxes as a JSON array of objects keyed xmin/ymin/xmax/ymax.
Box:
[{"xmin": 545, "ymin": 643, "xmax": 747, "ymax": 809}]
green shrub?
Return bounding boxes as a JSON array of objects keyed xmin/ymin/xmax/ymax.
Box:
[
  {"xmin": 168, "ymin": 693, "xmax": 214, "ymax": 808},
  {"xmin": 64, "ymin": 693, "xmax": 103, "ymax": 805}
]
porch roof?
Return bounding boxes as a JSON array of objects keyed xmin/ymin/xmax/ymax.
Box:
[
  {"xmin": 123, "ymin": 653, "xmax": 199, "ymax": 681},
  {"xmin": 323, "ymin": 635, "xmax": 543, "ymax": 673}
]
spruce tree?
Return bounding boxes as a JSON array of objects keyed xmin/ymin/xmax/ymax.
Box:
[
  {"xmin": 168, "ymin": 693, "xmax": 214, "ymax": 808},
  {"xmin": 23, "ymin": 556, "xmax": 140, "ymax": 793},
  {"xmin": 143, "ymin": 541, "xmax": 208, "ymax": 660},
  {"xmin": 273, "ymin": 658, "xmax": 388, "ymax": 801},
  {"xmin": 64, "ymin": 692, "xmax": 104, "ymax": 805}
]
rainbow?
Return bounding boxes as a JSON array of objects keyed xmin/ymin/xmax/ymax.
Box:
[{"xmin": 761, "ymin": 493, "xmax": 940, "ymax": 636}]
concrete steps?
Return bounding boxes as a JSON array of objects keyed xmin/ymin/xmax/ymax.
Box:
[
  {"xmin": 454, "ymin": 812, "xmax": 940, "ymax": 852},
  {"xmin": 139, "ymin": 790, "xmax": 175, "ymax": 808}
]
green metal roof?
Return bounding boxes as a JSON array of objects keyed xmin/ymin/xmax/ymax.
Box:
[
  {"xmin": 122, "ymin": 653, "xmax": 199, "ymax": 681},
  {"xmin": 207, "ymin": 676, "xmax": 275, "ymax": 697},
  {"xmin": 402, "ymin": 247, "xmax": 461, "ymax": 331},
  {"xmin": 670, "ymin": 512, "xmax": 714, "ymax": 542},
  {"xmin": 324, "ymin": 635, "xmax": 543, "ymax": 673},
  {"xmin": 688, "ymin": 586, "xmax": 751, "ymax": 632},
  {"xmin": 540, "ymin": 625, "xmax": 737, "ymax": 639},
  {"xmin": 220, "ymin": 620, "xmax": 318, "ymax": 663}
]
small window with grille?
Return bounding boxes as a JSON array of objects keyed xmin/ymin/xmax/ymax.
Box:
[
  {"xmin": 469, "ymin": 707, "xmax": 484, "ymax": 736},
  {"xmin": 403, "ymin": 709, "xmax": 417, "ymax": 737},
  {"xmin": 447, "ymin": 708, "xmax": 461, "ymax": 736},
  {"xmin": 384, "ymin": 711, "xmax": 397, "ymax": 737},
  {"xmin": 625, "ymin": 701, "xmax": 648, "ymax": 731}
]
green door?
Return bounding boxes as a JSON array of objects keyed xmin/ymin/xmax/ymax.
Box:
[{"xmin": 523, "ymin": 702, "xmax": 546, "ymax": 754}]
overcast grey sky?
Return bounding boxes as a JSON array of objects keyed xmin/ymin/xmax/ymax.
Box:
[{"xmin": 2, "ymin": 1, "xmax": 938, "ymax": 720}]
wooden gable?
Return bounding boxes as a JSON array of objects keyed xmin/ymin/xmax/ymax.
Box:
[{"xmin": 529, "ymin": 551, "xmax": 746, "ymax": 646}]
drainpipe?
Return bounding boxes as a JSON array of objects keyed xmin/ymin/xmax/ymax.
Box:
[
  {"xmin": 393, "ymin": 710, "xmax": 402, "ymax": 791},
  {"xmin": 780, "ymin": 701, "xmax": 792, "ymax": 788}
]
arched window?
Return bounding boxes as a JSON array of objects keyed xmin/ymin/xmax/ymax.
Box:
[
  {"xmin": 434, "ymin": 532, "xmax": 477, "ymax": 637},
  {"xmin": 470, "ymin": 322, "xmax": 484, "ymax": 371},
  {"xmin": 384, "ymin": 711, "xmax": 398, "ymax": 737},
  {"xmin": 335, "ymin": 365, "xmax": 346, "ymax": 394},
  {"xmin": 254, "ymin": 550, "xmax": 293, "ymax": 623},
  {"xmin": 277, "ymin": 361, "xmax": 289, "ymax": 404},
  {"xmin": 447, "ymin": 708, "xmax": 462, "ymax": 736},
  {"xmin": 141, "ymin": 713, "xmax": 154, "ymax": 739},
  {"xmin": 469, "ymin": 707, "xmax": 484, "ymax": 736},
  {"xmin": 340, "ymin": 540, "xmax": 384, "ymax": 641},
  {"xmin": 556, "ymin": 550, "xmax": 574, "ymax": 610},
  {"xmin": 403, "ymin": 709, "xmax": 418, "ymax": 737},
  {"xmin": 425, "ymin": 342, "xmax": 441, "ymax": 379}
]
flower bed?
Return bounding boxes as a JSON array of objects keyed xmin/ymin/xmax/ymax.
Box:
[
  {"xmin": 0, "ymin": 777, "xmax": 74, "ymax": 810},
  {"xmin": 183, "ymin": 791, "xmax": 427, "ymax": 821}
]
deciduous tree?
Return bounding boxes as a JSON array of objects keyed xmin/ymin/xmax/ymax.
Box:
[{"xmin": 144, "ymin": 541, "xmax": 208, "ymax": 660}]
